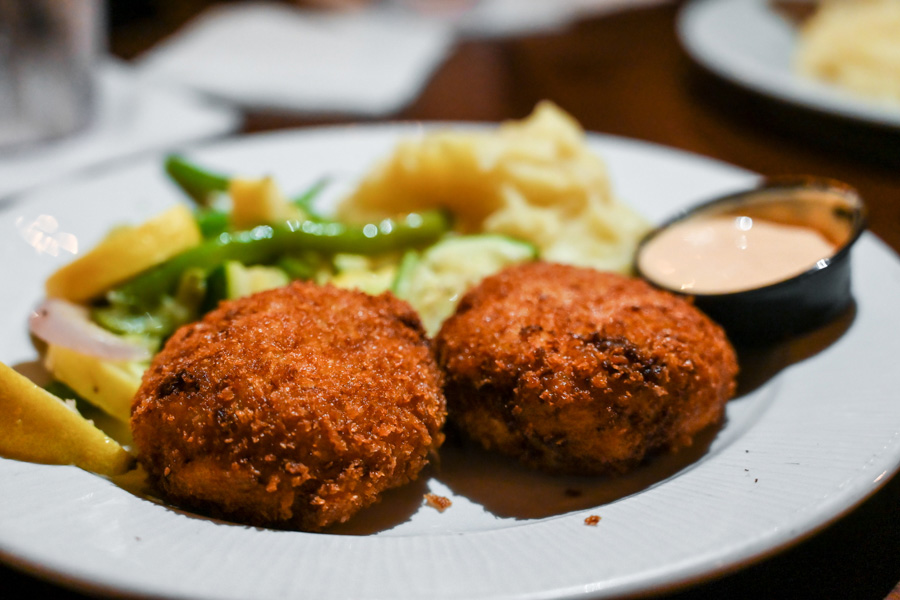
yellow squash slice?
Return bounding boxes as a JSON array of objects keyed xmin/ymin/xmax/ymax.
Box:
[
  {"xmin": 45, "ymin": 204, "xmax": 202, "ymax": 302},
  {"xmin": 230, "ymin": 177, "xmax": 302, "ymax": 230},
  {"xmin": 0, "ymin": 361, "xmax": 134, "ymax": 476},
  {"xmin": 44, "ymin": 344, "xmax": 144, "ymax": 423}
]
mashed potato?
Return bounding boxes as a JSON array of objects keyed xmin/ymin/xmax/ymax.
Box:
[
  {"xmin": 795, "ymin": 0, "xmax": 900, "ymax": 106},
  {"xmin": 337, "ymin": 102, "xmax": 650, "ymax": 273}
]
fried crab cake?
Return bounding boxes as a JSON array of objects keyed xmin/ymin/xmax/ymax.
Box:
[
  {"xmin": 131, "ymin": 281, "xmax": 446, "ymax": 531},
  {"xmin": 434, "ymin": 262, "xmax": 738, "ymax": 475}
]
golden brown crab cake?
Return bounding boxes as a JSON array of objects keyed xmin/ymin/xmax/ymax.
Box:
[
  {"xmin": 131, "ymin": 281, "xmax": 446, "ymax": 531},
  {"xmin": 434, "ymin": 262, "xmax": 737, "ymax": 475}
]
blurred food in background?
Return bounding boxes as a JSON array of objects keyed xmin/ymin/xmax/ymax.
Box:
[{"xmin": 794, "ymin": 0, "xmax": 900, "ymax": 106}]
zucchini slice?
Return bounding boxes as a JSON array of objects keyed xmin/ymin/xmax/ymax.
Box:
[{"xmin": 392, "ymin": 234, "xmax": 537, "ymax": 335}]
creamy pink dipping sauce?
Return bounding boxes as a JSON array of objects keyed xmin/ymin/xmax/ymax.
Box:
[{"xmin": 637, "ymin": 215, "xmax": 837, "ymax": 294}]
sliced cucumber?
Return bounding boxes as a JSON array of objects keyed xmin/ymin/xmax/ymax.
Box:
[
  {"xmin": 392, "ymin": 234, "xmax": 538, "ymax": 335},
  {"xmin": 330, "ymin": 254, "xmax": 397, "ymax": 295},
  {"xmin": 331, "ymin": 266, "xmax": 397, "ymax": 296},
  {"xmin": 332, "ymin": 253, "xmax": 372, "ymax": 274},
  {"xmin": 391, "ymin": 250, "xmax": 421, "ymax": 298},
  {"xmin": 203, "ymin": 261, "xmax": 290, "ymax": 311}
]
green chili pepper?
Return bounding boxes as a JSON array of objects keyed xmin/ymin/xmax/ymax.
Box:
[{"xmin": 108, "ymin": 211, "xmax": 451, "ymax": 310}]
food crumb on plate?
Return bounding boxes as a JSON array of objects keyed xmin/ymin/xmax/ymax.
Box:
[
  {"xmin": 584, "ymin": 515, "xmax": 601, "ymax": 526},
  {"xmin": 424, "ymin": 493, "xmax": 452, "ymax": 512}
]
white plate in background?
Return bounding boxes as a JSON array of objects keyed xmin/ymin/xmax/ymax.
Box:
[{"xmin": 678, "ymin": 0, "xmax": 900, "ymax": 129}]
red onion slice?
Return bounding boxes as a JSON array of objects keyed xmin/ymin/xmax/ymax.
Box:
[{"xmin": 29, "ymin": 298, "xmax": 152, "ymax": 362}]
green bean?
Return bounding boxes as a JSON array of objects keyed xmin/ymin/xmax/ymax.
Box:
[
  {"xmin": 109, "ymin": 211, "xmax": 452, "ymax": 309},
  {"xmin": 167, "ymin": 155, "xmax": 332, "ymax": 218},
  {"xmin": 292, "ymin": 177, "xmax": 330, "ymax": 221},
  {"xmin": 192, "ymin": 180, "xmax": 332, "ymax": 239},
  {"xmin": 277, "ymin": 254, "xmax": 323, "ymax": 281},
  {"xmin": 165, "ymin": 155, "xmax": 230, "ymax": 206},
  {"xmin": 194, "ymin": 208, "xmax": 231, "ymax": 238}
]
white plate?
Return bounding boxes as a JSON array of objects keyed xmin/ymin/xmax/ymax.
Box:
[
  {"xmin": 678, "ymin": 0, "xmax": 900, "ymax": 129},
  {"xmin": 2, "ymin": 124, "xmax": 900, "ymax": 600}
]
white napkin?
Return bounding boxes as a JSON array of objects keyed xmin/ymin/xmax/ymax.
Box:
[
  {"xmin": 0, "ymin": 60, "xmax": 240, "ymax": 202},
  {"xmin": 136, "ymin": 2, "xmax": 455, "ymax": 117}
]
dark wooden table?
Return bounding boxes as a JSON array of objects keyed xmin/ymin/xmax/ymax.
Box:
[{"xmin": 4, "ymin": 2, "xmax": 900, "ymax": 598}]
